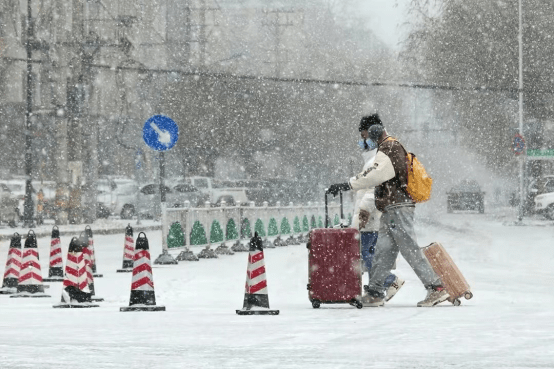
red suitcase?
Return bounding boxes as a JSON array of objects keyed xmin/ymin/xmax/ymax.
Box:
[{"xmin": 307, "ymin": 191, "xmax": 362, "ymax": 309}]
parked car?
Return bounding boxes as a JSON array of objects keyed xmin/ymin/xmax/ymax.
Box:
[
  {"xmin": 5, "ymin": 179, "xmax": 37, "ymax": 217},
  {"xmin": 170, "ymin": 183, "xmax": 209, "ymax": 208},
  {"xmin": 134, "ymin": 183, "xmax": 174, "ymax": 218},
  {"xmin": 116, "ymin": 183, "xmax": 209, "ymax": 219},
  {"xmin": 96, "ymin": 178, "xmax": 118, "ymax": 218},
  {"xmin": 213, "ymin": 194, "xmax": 236, "ymax": 207},
  {"xmin": 0, "ymin": 182, "xmax": 19, "ymax": 227},
  {"xmin": 447, "ymin": 180, "xmax": 485, "ymax": 213},
  {"xmin": 114, "ymin": 182, "xmax": 140, "ymax": 219},
  {"xmin": 533, "ymin": 179, "xmax": 554, "ymax": 219},
  {"xmin": 525, "ymin": 175, "xmax": 554, "ymax": 213},
  {"xmin": 185, "ymin": 176, "xmax": 249, "ymax": 205}
]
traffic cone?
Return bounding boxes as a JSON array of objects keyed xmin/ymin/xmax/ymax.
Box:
[
  {"xmin": 82, "ymin": 233, "xmax": 104, "ymax": 302},
  {"xmin": 53, "ymin": 236, "xmax": 99, "ymax": 308},
  {"xmin": 117, "ymin": 224, "xmax": 135, "ymax": 273},
  {"xmin": 0, "ymin": 233, "xmax": 22, "ymax": 294},
  {"xmin": 44, "ymin": 226, "xmax": 64, "ymax": 282},
  {"xmin": 236, "ymin": 232, "xmax": 279, "ymax": 315},
  {"xmin": 11, "ymin": 230, "xmax": 50, "ymax": 298},
  {"xmin": 84, "ymin": 225, "xmax": 102, "ymax": 277},
  {"xmin": 120, "ymin": 232, "xmax": 165, "ymax": 311}
]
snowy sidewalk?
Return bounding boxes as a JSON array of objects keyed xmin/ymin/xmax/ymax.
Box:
[{"xmin": 0, "ymin": 218, "xmax": 161, "ymax": 240}]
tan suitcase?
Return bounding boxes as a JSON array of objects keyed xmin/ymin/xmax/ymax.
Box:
[{"xmin": 423, "ymin": 242, "xmax": 473, "ymax": 306}]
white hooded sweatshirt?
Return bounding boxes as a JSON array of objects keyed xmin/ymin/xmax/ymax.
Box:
[{"xmin": 350, "ymin": 148, "xmax": 381, "ymax": 232}]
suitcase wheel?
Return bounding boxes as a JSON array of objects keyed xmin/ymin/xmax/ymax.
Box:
[
  {"xmin": 452, "ymin": 298, "xmax": 461, "ymax": 306},
  {"xmin": 351, "ymin": 299, "xmax": 363, "ymax": 309},
  {"xmin": 464, "ymin": 292, "xmax": 473, "ymax": 300},
  {"xmin": 311, "ymin": 300, "xmax": 321, "ymax": 309}
]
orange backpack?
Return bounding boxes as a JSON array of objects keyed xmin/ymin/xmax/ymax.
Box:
[{"xmin": 385, "ymin": 137, "xmax": 433, "ymax": 203}]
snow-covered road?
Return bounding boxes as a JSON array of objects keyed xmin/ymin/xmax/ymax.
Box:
[{"xmin": 1, "ymin": 208, "xmax": 553, "ymax": 368}]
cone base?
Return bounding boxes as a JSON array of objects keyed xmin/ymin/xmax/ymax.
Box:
[
  {"xmin": 236, "ymin": 309, "xmax": 280, "ymax": 315},
  {"xmin": 120, "ymin": 305, "xmax": 166, "ymax": 312},
  {"xmin": 43, "ymin": 277, "xmax": 64, "ymax": 282},
  {"xmin": 93, "ymin": 273, "xmax": 103, "ymax": 278},
  {"xmin": 53, "ymin": 302, "xmax": 100, "ymax": 308},
  {"xmin": 11, "ymin": 292, "xmax": 51, "ymax": 298},
  {"xmin": 0, "ymin": 287, "xmax": 17, "ymax": 294},
  {"xmin": 116, "ymin": 268, "xmax": 133, "ymax": 273},
  {"xmin": 48, "ymin": 268, "xmax": 64, "ymax": 278}
]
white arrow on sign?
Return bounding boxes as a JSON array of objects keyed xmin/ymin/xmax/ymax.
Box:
[{"xmin": 150, "ymin": 121, "xmax": 172, "ymax": 144}]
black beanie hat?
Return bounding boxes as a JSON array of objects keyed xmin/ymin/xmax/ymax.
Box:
[
  {"xmin": 368, "ymin": 124, "xmax": 384, "ymax": 142},
  {"xmin": 359, "ymin": 114, "xmax": 383, "ymax": 132}
]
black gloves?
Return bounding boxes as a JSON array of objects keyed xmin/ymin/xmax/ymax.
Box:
[{"xmin": 327, "ymin": 182, "xmax": 351, "ymax": 197}]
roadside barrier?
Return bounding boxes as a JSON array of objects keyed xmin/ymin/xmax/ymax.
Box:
[{"xmin": 162, "ymin": 201, "xmax": 341, "ymax": 252}]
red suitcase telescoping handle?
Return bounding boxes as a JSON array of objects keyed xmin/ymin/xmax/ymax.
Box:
[{"xmin": 324, "ymin": 189, "xmax": 345, "ymax": 228}]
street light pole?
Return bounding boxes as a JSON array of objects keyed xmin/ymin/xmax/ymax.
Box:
[
  {"xmin": 518, "ymin": 0, "xmax": 525, "ymax": 222},
  {"xmin": 23, "ymin": 0, "xmax": 35, "ymax": 228}
]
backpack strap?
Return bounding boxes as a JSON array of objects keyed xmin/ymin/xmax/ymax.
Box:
[{"xmin": 381, "ymin": 136, "xmax": 410, "ymax": 192}]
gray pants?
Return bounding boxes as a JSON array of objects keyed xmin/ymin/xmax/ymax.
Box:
[{"xmin": 367, "ymin": 205, "xmax": 441, "ymax": 294}]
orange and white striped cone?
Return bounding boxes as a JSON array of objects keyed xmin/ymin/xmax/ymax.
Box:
[
  {"xmin": 82, "ymin": 234, "xmax": 104, "ymax": 302},
  {"xmin": 84, "ymin": 225, "xmax": 102, "ymax": 278},
  {"xmin": 11, "ymin": 230, "xmax": 50, "ymax": 298},
  {"xmin": 120, "ymin": 232, "xmax": 165, "ymax": 312},
  {"xmin": 116, "ymin": 224, "xmax": 134, "ymax": 273},
  {"xmin": 44, "ymin": 226, "xmax": 64, "ymax": 282},
  {"xmin": 53, "ymin": 236, "xmax": 98, "ymax": 308},
  {"xmin": 0, "ymin": 233, "xmax": 23, "ymax": 294},
  {"xmin": 236, "ymin": 232, "xmax": 279, "ymax": 315}
]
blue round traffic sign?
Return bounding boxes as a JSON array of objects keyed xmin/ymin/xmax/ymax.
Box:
[
  {"xmin": 513, "ymin": 133, "xmax": 525, "ymax": 155},
  {"xmin": 143, "ymin": 115, "xmax": 179, "ymax": 151}
]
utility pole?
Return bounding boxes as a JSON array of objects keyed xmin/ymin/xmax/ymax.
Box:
[
  {"xmin": 23, "ymin": 0, "xmax": 35, "ymax": 228},
  {"xmin": 518, "ymin": 0, "xmax": 525, "ymax": 222},
  {"xmin": 262, "ymin": 8, "xmax": 294, "ymax": 78},
  {"xmin": 186, "ymin": 0, "xmax": 219, "ymax": 69}
]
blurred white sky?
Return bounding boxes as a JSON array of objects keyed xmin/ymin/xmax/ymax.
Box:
[{"xmin": 359, "ymin": 0, "xmax": 409, "ymax": 50}]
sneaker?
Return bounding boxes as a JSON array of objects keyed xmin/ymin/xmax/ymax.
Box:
[
  {"xmin": 417, "ymin": 286, "xmax": 450, "ymax": 307},
  {"xmin": 385, "ymin": 276, "xmax": 405, "ymax": 302},
  {"xmin": 361, "ymin": 290, "xmax": 385, "ymax": 307}
]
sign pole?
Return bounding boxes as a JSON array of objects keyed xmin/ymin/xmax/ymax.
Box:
[
  {"xmin": 142, "ymin": 115, "xmax": 179, "ymax": 236},
  {"xmin": 159, "ymin": 151, "xmax": 166, "ymax": 203}
]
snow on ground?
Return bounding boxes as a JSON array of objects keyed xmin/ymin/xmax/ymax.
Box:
[{"xmin": 1, "ymin": 206, "xmax": 554, "ymax": 368}]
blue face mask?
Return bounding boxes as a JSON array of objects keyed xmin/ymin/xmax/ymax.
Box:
[{"xmin": 358, "ymin": 138, "xmax": 377, "ymax": 151}]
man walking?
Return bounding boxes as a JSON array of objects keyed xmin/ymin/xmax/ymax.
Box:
[
  {"xmin": 353, "ymin": 115, "xmax": 404, "ymax": 306},
  {"xmin": 328, "ymin": 116, "xmax": 449, "ymax": 307}
]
